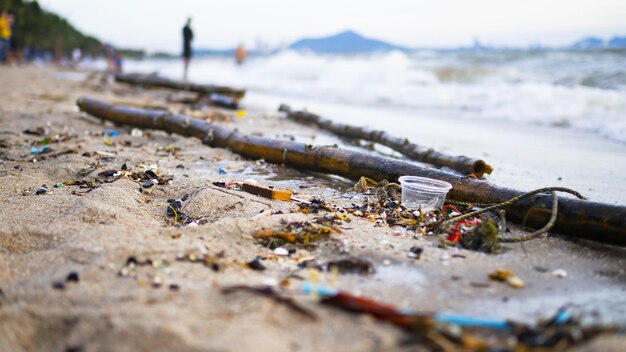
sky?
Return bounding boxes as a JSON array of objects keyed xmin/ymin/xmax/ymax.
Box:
[{"xmin": 38, "ymin": 0, "xmax": 626, "ymax": 52}]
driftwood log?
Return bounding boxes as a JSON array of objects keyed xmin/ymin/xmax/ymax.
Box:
[
  {"xmin": 77, "ymin": 97, "xmax": 626, "ymax": 246},
  {"xmin": 279, "ymin": 105, "xmax": 493, "ymax": 177},
  {"xmin": 114, "ymin": 73, "xmax": 246, "ymax": 101}
]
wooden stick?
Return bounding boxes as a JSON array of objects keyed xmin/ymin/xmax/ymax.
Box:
[
  {"xmin": 77, "ymin": 97, "xmax": 626, "ymax": 246},
  {"xmin": 279, "ymin": 105, "xmax": 493, "ymax": 177},
  {"xmin": 114, "ymin": 73, "xmax": 246, "ymax": 101}
]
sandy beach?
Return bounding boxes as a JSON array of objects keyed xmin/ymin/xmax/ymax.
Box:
[{"xmin": 1, "ymin": 65, "xmax": 625, "ymax": 351}]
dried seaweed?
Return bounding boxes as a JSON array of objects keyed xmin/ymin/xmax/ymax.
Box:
[{"xmin": 254, "ymin": 216, "xmax": 343, "ymax": 249}]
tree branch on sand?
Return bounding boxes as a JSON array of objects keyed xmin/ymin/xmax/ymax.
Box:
[{"xmin": 279, "ymin": 104, "xmax": 493, "ymax": 177}]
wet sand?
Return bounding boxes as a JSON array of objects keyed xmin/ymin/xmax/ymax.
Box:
[{"xmin": 1, "ymin": 66, "xmax": 625, "ymax": 351}]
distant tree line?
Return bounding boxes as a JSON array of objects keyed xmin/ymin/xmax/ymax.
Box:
[{"xmin": 0, "ymin": 0, "xmax": 144, "ymax": 58}]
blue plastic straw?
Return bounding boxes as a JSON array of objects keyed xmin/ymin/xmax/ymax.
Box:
[
  {"xmin": 301, "ymin": 282, "xmax": 338, "ymax": 297},
  {"xmin": 300, "ymin": 282, "xmax": 571, "ymax": 332},
  {"xmin": 435, "ymin": 313, "xmax": 511, "ymax": 331}
]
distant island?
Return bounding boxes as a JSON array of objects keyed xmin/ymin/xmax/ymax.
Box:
[
  {"xmin": 288, "ymin": 30, "xmax": 407, "ymax": 53},
  {"xmin": 570, "ymin": 36, "xmax": 626, "ymax": 49}
]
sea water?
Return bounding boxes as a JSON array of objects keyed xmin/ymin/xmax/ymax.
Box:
[{"xmin": 122, "ymin": 49, "xmax": 626, "ymax": 144}]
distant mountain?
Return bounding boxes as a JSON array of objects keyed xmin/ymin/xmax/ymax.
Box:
[
  {"xmin": 194, "ymin": 48, "xmax": 235, "ymax": 56},
  {"xmin": 288, "ymin": 30, "xmax": 406, "ymax": 53},
  {"xmin": 608, "ymin": 36, "xmax": 626, "ymax": 48},
  {"xmin": 570, "ymin": 35, "xmax": 626, "ymax": 49},
  {"xmin": 571, "ymin": 37, "xmax": 605, "ymax": 49}
]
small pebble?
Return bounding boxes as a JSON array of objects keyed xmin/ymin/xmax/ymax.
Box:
[
  {"xmin": 407, "ymin": 246, "xmax": 423, "ymax": 259},
  {"xmin": 152, "ymin": 275, "xmax": 163, "ymax": 288},
  {"xmin": 126, "ymin": 256, "xmax": 138, "ymax": 266},
  {"xmin": 262, "ymin": 277, "xmax": 278, "ymax": 286},
  {"xmin": 507, "ymin": 277, "xmax": 525, "ymax": 288},
  {"xmin": 383, "ymin": 259, "xmax": 391, "ymax": 266},
  {"xmin": 66, "ymin": 272, "xmax": 80, "ymax": 283},
  {"xmin": 246, "ymin": 258, "xmax": 266, "ymax": 271},
  {"xmin": 273, "ymin": 247, "xmax": 290, "ymax": 256},
  {"xmin": 144, "ymin": 170, "xmax": 158, "ymax": 179},
  {"xmin": 552, "ymin": 269, "xmax": 568, "ymax": 278}
]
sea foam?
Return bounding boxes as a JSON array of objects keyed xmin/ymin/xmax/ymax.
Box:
[{"xmin": 122, "ymin": 49, "xmax": 626, "ymax": 143}]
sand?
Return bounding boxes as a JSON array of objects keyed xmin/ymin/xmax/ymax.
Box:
[{"xmin": 0, "ymin": 66, "xmax": 625, "ymax": 351}]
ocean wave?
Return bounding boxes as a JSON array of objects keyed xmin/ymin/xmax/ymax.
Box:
[{"xmin": 123, "ymin": 50, "xmax": 626, "ymax": 143}]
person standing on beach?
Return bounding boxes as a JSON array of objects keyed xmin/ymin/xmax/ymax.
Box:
[
  {"xmin": 0, "ymin": 9, "xmax": 13, "ymax": 63},
  {"xmin": 235, "ymin": 43, "xmax": 247, "ymax": 65},
  {"xmin": 182, "ymin": 17, "xmax": 193, "ymax": 80}
]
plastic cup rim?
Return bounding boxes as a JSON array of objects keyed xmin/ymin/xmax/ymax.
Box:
[{"xmin": 398, "ymin": 176, "xmax": 453, "ymax": 194}]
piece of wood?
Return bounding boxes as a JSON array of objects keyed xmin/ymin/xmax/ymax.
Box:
[
  {"xmin": 279, "ymin": 105, "xmax": 493, "ymax": 177},
  {"xmin": 77, "ymin": 97, "xmax": 626, "ymax": 246},
  {"xmin": 114, "ymin": 73, "xmax": 246, "ymax": 101}
]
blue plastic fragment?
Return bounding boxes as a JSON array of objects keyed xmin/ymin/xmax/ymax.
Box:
[
  {"xmin": 104, "ymin": 129, "xmax": 120, "ymax": 137},
  {"xmin": 552, "ymin": 308, "xmax": 571, "ymax": 325},
  {"xmin": 30, "ymin": 145, "xmax": 49, "ymax": 154},
  {"xmin": 301, "ymin": 282, "xmax": 338, "ymax": 297},
  {"xmin": 218, "ymin": 167, "xmax": 227, "ymax": 175},
  {"xmin": 434, "ymin": 313, "xmax": 511, "ymax": 331}
]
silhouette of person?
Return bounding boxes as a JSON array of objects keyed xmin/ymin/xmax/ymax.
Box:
[
  {"xmin": 235, "ymin": 43, "xmax": 247, "ymax": 65},
  {"xmin": 182, "ymin": 17, "xmax": 193, "ymax": 80},
  {"xmin": 0, "ymin": 9, "xmax": 13, "ymax": 63}
]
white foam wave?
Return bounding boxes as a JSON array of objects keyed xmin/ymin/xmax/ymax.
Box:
[{"xmin": 123, "ymin": 50, "xmax": 626, "ymax": 143}]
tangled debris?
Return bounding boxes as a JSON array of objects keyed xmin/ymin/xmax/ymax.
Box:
[
  {"xmin": 331, "ymin": 177, "xmax": 586, "ymax": 253},
  {"xmin": 254, "ymin": 216, "xmax": 343, "ymax": 249},
  {"xmin": 342, "ymin": 178, "xmax": 497, "ymax": 248},
  {"xmin": 302, "ymin": 283, "xmax": 617, "ymax": 351}
]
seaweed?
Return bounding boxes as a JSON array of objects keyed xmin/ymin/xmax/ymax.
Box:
[{"xmin": 254, "ymin": 216, "xmax": 342, "ymax": 249}]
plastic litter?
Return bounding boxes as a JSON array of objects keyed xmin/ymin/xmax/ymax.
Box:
[
  {"xmin": 398, "ymin": 175, "xmax": 452, "ymax": 211},
  {"xmin": 30, "ymin": 145, "xmax": 49, "ymax": 154},
  {"xmin": 104, "ymin": 129, "xmax": 119, "ymax": 137}
]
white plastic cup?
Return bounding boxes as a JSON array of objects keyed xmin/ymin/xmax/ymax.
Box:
[{"xmin": 398, "ymin": 176, "xmax": 453, "ymax": 212}]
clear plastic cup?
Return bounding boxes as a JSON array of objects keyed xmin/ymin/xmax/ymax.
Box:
[{"xmin": 398, "ymin": 176, "xmax": 453, "ymax": 212}]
